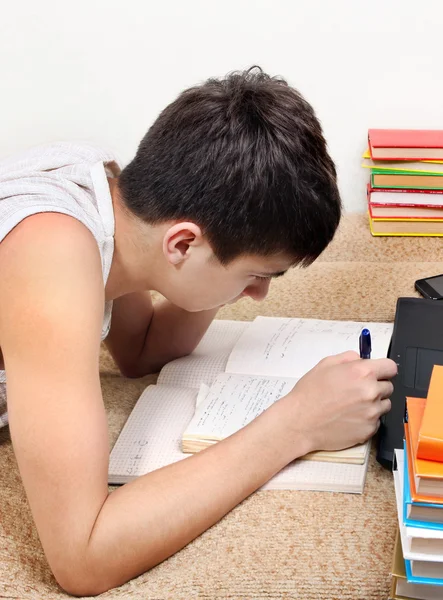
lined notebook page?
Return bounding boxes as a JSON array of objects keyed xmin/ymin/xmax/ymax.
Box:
[
  {"xmin": 183, "ymin": 373, "xmax": 369, "ymax": 465},
  {"xmin": 184, "ymin": 373, "xmax": 295, "ymax": 442},
  {"xmin": 226, "ymin": 317, "xmax": 394, "ymax": 378},
  {"xmin": 108, "ymin": 384, "xmax": 368, "ymax": 493},
  {"xmin": 157, "ymin": 320, "xmax": 248, "ymax": 389}
]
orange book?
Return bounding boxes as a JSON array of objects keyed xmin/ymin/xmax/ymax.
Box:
[
  {"xmin": 404, "ymin": 422, "xmax": 443, "ymax": 504},
  {"xmin": 417, "ymin": 365, "xmax": 443, "ymax": 462},
  {"xmin": 406, "ymin": 397, "xmax": 443, "ymax": 498}
]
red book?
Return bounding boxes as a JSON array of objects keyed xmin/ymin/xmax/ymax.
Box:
[
  {"xmin": 368, "ymin": 129, "xmax": 443, "ymax": 160},
  {"xmin": 367, "ymin": 185, "xmax": 443, "ymax": 219},
  {"xmin": 372, "ymin": 187, "xmax": 443, "ymax": 196}
]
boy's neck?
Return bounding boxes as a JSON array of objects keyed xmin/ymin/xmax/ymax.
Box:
[{"xmin": 105, "ymin": 177, "xmax": 161, "ymax": 301}]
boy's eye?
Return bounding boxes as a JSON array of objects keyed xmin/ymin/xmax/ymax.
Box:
[{"xmin": 254, "ymin": 275, "xmax": 271, "ymax": 281}]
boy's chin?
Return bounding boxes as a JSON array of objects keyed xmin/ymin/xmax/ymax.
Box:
[
  {"xmin": 187, "ymin": 301, "xmax": 235, "ymax": 312},
  {"xmin": 170, "ymin": 296, "xmax": 241, "ymax": 312},
  {"xmin": 175, "ymin": 301, "xmax": 226, "ymax": 313}
]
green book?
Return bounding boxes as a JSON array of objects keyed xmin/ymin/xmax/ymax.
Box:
[{"xmin": 371, "ymin": 169, "xmax": 443, "ymax": 190}]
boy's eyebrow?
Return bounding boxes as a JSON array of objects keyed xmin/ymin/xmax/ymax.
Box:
[{"xmin": 256, "ymin": 270, "xmax": 288, "ymax": 278}]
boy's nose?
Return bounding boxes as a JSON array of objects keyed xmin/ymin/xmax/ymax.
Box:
[{"xmin": 242, "ymin": 278, "xmax": 271, "ymax": 301}]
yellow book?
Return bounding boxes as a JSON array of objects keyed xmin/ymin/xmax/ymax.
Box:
[
  {"xmin": 368, "ymin": 213, "xmax": 443, "ymax": 236},
  {"xmin": 371, "ymin": 216, "xmax": 443, "ymax": 223},
  {"xmin": 363, "ymin": 148, "xmax": 443, "ymax": 166}
]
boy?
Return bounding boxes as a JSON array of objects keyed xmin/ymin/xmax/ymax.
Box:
[{"xmin": 0, "ymin": 68, "xmax": 396, "ymax": 596}]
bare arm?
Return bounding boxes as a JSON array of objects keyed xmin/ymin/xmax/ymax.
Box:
[
  {"xmin": 0, "ymin": 214, "xmax": 305, "ymax": 596},
  {"xmin": 106, "ymin": 293, "xmax": 219, "ymax": 377},
  {"xmin": 0, "ymin": 214, "xmax": 396, "ymax": 596}
]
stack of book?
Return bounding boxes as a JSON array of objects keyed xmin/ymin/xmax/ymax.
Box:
[
  {"xmin": 391, "ymin": 365, "xmax": 443, "ymax": 599},
  {"xmin": 363, "ymin": 129, "xmax": 443, "ymax": 236}
]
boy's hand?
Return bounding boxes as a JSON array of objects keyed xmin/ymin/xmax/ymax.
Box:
[
  {"xmin": 107, "ymin": 297, "xmax": 220, "ymax": 378},
  {"xmin": 275, "ymin": 351, "xmax": 397, "ymax": 457}
]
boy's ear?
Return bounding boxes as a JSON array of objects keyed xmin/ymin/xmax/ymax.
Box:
[{"xmin": 163, "ymin": 222, "xmax": 204, "ymax": 265}]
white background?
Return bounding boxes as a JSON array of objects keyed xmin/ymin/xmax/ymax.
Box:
[{"xmin": 1, "ymin": 0, "xmax": 443, "ymax": 211}]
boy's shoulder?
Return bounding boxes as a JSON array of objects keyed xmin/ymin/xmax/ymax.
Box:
[{"xmin": 0, "ymin": 140, "xmax": 122, "ymax": 175}]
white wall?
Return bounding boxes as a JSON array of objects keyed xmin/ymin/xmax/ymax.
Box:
[{"xmin": 1, "ymin": 0, "xmax": 443, "ymax": 212}]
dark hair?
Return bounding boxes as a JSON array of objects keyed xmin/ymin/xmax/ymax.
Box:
[{"xmin": 118, "ymin": 66, "xmax": 342, "ymax": 265}]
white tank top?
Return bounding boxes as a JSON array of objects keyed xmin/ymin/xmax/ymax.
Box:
[{"xmin": 0, "ymin": 141, "xmax": 123, "ymax": 427}]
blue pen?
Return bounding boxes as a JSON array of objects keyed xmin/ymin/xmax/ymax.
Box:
[{"xmin": 359, "ymin": 328, "xmax": 371, "ymax": 359}]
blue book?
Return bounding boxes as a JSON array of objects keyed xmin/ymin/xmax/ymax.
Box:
[
  {"xmin": 403, "ymin": 444, "xmax": 443, "ymax": 530},
  {"xmin": 405, "ymin": 556, "xmax": 443, "ymax": 585}
]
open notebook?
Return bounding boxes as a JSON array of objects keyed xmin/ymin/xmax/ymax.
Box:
[
  {"xmin": 109, "ymin": 317, "xmax": 393, "ymax": 493},
  {"xmin": 182, "ymin": 317, "xmax": 392, "ymax": 457}
]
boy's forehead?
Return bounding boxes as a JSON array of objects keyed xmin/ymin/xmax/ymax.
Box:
[{"xmin": 233, "ymin": 253, "xmax": 293, "ymax": 273}]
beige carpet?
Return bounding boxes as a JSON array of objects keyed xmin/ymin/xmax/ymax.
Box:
[{"xmin": 1, "ymin": 213, "xmax": 443, "ymax": 600}]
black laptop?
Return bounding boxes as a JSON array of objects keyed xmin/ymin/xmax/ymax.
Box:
[{"xmin": 377, "ymin": 297, "xmax": 443, "ymax": 470}]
